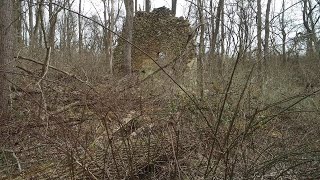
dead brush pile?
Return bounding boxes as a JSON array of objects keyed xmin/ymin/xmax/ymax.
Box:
[{"xmin": 1, "ymin": 56, "xmax": 320, "ymax": 179}]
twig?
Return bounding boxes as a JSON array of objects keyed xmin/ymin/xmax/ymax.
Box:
[
  {"xmin": 1, "ymin": 149, "xmax": 22, "ymax": 173},
  {"xmin": 50, "ymin": 101, "xmax": 81, "ymax": 115},
  {"xmin": 49, "ymin": 1, "xmax": 212, "ymax": 136},
  {"xmin": 15, "ymin": 56, "xmax": 85, "ymax": 82}
]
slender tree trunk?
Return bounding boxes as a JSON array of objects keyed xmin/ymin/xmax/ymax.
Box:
[
  {"xmin": 307, "ymin": 0, "xmax": 319, "ymax": 56},
  {"xmin": 211, "ymin": 0, "xmax": 224, "ymax": 75},
  {"xmin": 281, "ymin": 0, "xmax": 287, "ymax": 64},
  {"xmin": 135, "ymin": 0, "xmax": 137, "ymax": 13},
  {"xmin": 103, "ymin": 0, "xmax": 108, "ymax": 70},
  {"xmin": 78, "ymin": 0, "xmax": 82, "ymax": 55},
  {"xmin": 61, "ymin": 8, "xmax": 67, "ymax": 50},
  {"xmin": 145, "ymin": 0, "xmax": 151, "ymax": 12},
  {"xmin": 104, "ymin": 0, "xmax": 114, "ymax": 74},
  {"xmin": 123, "ymin": 0, "xmax": 134, "ymax": 75},
  {"xmin": 14, "ymin": 0, "xmax": 22, "ymax": 44},
  {"xmin": 32, "ymin": 0, "xmax": 44, "ymax": 48},
  {"xmin": 108, "ymin": 0, "xmax": 115, "ymax": 74},
  {"xmin": 197, "ymin": 0, "xmax": 204, "ymax": 99},
  {"xmin": 0, "ymin": 0, "xmax": 13, "ymax": 118},
  {"xmin": 172, "ymin": 0, "xmax": 177, "ymax": 16},
  {"xmin": 257, "ymin": 0, "xmax": 262, "ymax": 71},
  {"xmin": 66, "ymin": 1, "xmax": 73, "ymax": 60},
  {"xmin": 219, "ymin": 0, "xmax": 225, "ymax": 74},
  {"xmin": 264, "ymin": 0, "xmax": 272, "ymax": 62},
  {"xmin": 32, "ymin": 0, "xmax": 42, "ymax": 48},
  {"xmin": 302, "ymin": 0, "xmax": 314, "ymax": 56},
  {"xmin": 28, "ymin": 0, "xmax": 34, "ymax": 46},
  {"xmin": 48, "ymin": 0, "xmax": 58, "ymax": 52}
]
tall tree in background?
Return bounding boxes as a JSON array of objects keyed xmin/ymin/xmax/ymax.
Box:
[
  {"xmin": 257, "ymin": 0, "xmax": 262, "ymax": 77},
  {"xmin": 48, "ymin": 0, "xmax": 62, "ymax": 53},
  {"xmin": 197, "ymin": 0, "xmax": 204, "ymax": 99},
  {"xmin": 103, "ymin": 0, "xmax": 115, "ymax": 74},
  {"xmin": 210, "ymin": 0, "xmax": 224, "ymax": 75},
  {"xmin": 280, "ymin": 0, "xmax": 287, "ymax": 64},
  {"xmin": 302, "ymin": 0, "xmax": 319, "ymax": 57},
  {"xmin": 264, "ymin": 0, "xmax": 272, "ymax": 62},
  {"xmin": 135, "ymin": 0, "xmax": 137, "ymax": 12},
  {"xmin": 0, "ymin": 0, "xmax": 13, "ymax": 118},
  {"xmin": 31, "ymin": 0, "xmax": 43, "ymax": 49},
  {"xmin": 78, "ymin": 0, "xmax": 83, "ymax": 55},
  {"xmin": 172, "ymin": 0, "xmax": 177, "ymax": 16},
  {"xmin": 14, "ymin": 0, "xmax": 22, "ymax": 44},
  {"xmin": 66, "ymin": 0, "xmax": 76, "ymax": 60},
  {"xmin": 219, "ymin": 0, "xmax": 225, "ymax": 70},
  {"xmin": 28, "ymin": 0, "xmax": 34, "ymax": 46},
  {"xmin": 145, "ymin": 0, "xmax": 151, "ymax": 12},
  {"xmin": 123, "ymin": 0, "xmax": 134, "ymax": 75}
]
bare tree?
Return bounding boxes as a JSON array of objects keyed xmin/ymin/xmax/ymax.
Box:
[
  {"xmin": 78, "ymin": 0, "xmax": 83, "ymax": 55},
  {"xmin": 135, "ymin": 0, "xmax": 137, "ymax": 13},
  {"xmin": 302, "ymin": 0, "xmax": 319, "ymax": 57},
  {"xmin": 122, "ymin": 0, "xmax": 134, "ymax": 75},
  {"xmin": 103, "ymin": 0, "xmax": 115, "ymax": 74},
  {"xmin": 197, "ymin": 0, "xmax": 204, "ymax": 99},
  {"xmin": 210, "ymin": 0, "xmax": 224, "ymax": 75},
  {"xmin": 0, "ymin": 0, "xmax": 13, "ymax": 118},
  {"xmin": 14, "ymin": 0, "xmax": 22, "ymax": 44},
  {"xmin": 48, "ymin": 0, "xmax": 63, "ymax": 54},
  {"xmin": 219, "ymin": 0, "xmax": 225, "ymax": 71},
  {"xmin": 32, "ymin": 0, "xmax": 42, "ymax": 48},
  {"xmin": 280, "ymin": 0, "xmax": 287, "ymax": 64},
  {"xmin": 172, "ymin": 0, "xmax": 177, "ymax": 16},
  {"xmin": 257, "ymin": 0, "xmax": 262, "ymax": 82},
  {"xmin": 66, "ymin": 0, "xmax": 76, "ymax": 60},
  {"xmin": 264, "ymin": 0, "xmax": 272, "ymax": 62},
  {"xmin": 145, "ymin": 0, "xmax": 151, "ymax": 12},
  {"xmin": 28, "ymin": 0, "xmax": 34, "ymax": 46}
]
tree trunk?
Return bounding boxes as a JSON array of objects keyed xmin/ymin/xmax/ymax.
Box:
[
  {"xmin": 257, "ymin": 0, "xmax": 262, "ymax": 73},
  {"xmin": 219, "ymin": 0, "xmax": 225, "ymax": 74},
  {"xmin": 103, "ymin": 0, "xmax": 108, "ymax": 70},
  {"xmin": 172, "ymin": 0, "xmax": 177, "ymax": 16},
  {"xmin": 264, "ymin": 0, "xmax": 272, "ymax": 62},
  {"xmin": 197, "ymin": 0, "xmax": 204, "ymax": 99},
  {"xmin": 14, "ymin": 0, "xmax": 22, "ymax": 44},
  {"xmin": 66, "ymin": 1, "xmax": 73, "ymax": 60},
  {"xmin": 78, "ymin": 0, "xmax": 82, "ymax": 55},
  {"xmin": 108, "ymin": 0, "xmax": 115, "ymax": 74},
  {"xmin": 302, "ymin": 0, "xmax": 314, "ymax": 56},
  {"xmin": 302, "ymin": 0, "xmax": 319, "ymax": 57},
  {"xmin": 28, "ymin": 0, "xmax": 34, "ymax": 47},
  {"xmin": 32, "ymin": 0, "xmax": 44, "ymax": 48},
  {"xmin": 104, "ymin": 0, "xmax": 115, "ymax": 74},
  {"xmin": 210, "ymin": 0, "xmax": 224, "ymax": 75},
  {"xmin": 0, "ymin": 0, "xmax": 13, "ymax": 118},
  {"xmin": 145, "ymin": 0, "xmax": 151, "ymax": 12},
  {"xmin": 123, "ymin": 0, "xmax": 134, "ymax": 76},
  {"xmin": 280, "ymin": 0, "xmax": 287, "ymax": 64},
  {"xmin": 135, "ymin": 0, "xmax": 137, "ymax": 13},
  {"xmin": 48, "ymin": 0, "xmax": 58, "ymax": 52}
]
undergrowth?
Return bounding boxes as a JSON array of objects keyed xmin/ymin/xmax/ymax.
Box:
[{"xmin": 1, "ymin": 51, "xmax": 320, "ymax": 179}]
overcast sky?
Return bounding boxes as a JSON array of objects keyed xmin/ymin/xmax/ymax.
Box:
[{"xmin": 81, "ymin": 0, "xmax": 189, "ymax": 17}]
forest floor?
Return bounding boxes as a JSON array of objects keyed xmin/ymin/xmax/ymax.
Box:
[{"xmin": 1, "ymin": 55, "xmax": 320, "ymax": 179}]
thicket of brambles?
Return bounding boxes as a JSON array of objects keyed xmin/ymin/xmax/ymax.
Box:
[{"xmin": 1, "ymin": 0, "xmax": 320, "ymax": 179}]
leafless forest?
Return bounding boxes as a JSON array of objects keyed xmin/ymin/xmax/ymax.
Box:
[{"xmin": 1, "ymin": 0, "xmax": 320, "ymax": 179}]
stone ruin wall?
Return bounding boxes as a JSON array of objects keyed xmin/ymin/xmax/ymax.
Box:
[{"xmin": 114, "ymin": 7, "xmax": 195, "ymax": 75}]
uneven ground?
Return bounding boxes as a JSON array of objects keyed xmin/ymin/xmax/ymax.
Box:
[{"xmin": 1, "ymin": 51, "xmax": 320, "ymax": 179}]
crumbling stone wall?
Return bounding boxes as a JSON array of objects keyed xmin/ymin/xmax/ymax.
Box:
[{"xmin": 114, "ymin": 6, "xmax": 195, "ymax": 74}]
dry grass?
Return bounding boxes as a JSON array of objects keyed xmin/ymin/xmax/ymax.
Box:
[{"xmin": 1, "ymin": 49, "xmax": 320, "ymax": 179}]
